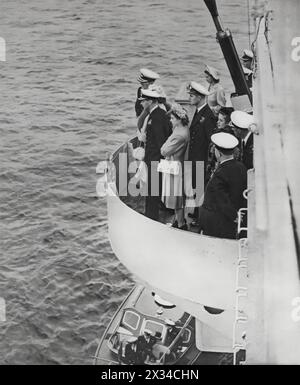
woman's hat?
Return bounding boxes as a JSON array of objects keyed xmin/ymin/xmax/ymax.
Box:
[
  {"xmin": 170, "ymin": 102, "xmax": 188, "ymax": 119},
  {"xmin": 211, "ymin": 132, "xmax": 239, "ymax": 150},
  {"xmin": 204, "ymin": 65, "xmax": 220, "ymax": 81},
  {"xmin": 149, "ymin": 84, "xmax": 166, "ymax": 98},
  {"xmin": 127, "ymin": 336, "xmax": 138, "ymax": 343},
  {"xmin": 187, "ymin": 81, "xmax": 209, "ymax": 96},
  {"xmin": 138, "ymin": 87, "xmax": 161, "ymax": 100},
  {"xmin": 138, "ymin": 68, "xmax": 160, "ymax": 83},
  {"xmin": 143, "ymin": 329, "xmax": 153, "ymax": 336},
  {"xmin": 231, "ymin": 111, "xmax": 254, "ymax": 129}
]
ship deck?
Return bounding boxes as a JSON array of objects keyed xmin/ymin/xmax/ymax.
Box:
[{"xmin": 121, "ymin": 194, "xmax": 200, "ymax": 234}]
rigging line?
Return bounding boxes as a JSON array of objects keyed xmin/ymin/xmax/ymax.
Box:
[
  {"xmin": 247, "ymin": 0, "xmax": 251, "ymax": 48},
  {"xmin": 251, "ymin": 16, "xmax": 263, "ymax": 50},
  {"xmin": 264, "ymin": 11, "xmax": 274, "ymax": 80},
  {"xmin": 287, "ymin": 184, "xmax": 300, "ymax": 280}
]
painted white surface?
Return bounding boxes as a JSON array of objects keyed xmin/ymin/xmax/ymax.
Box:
[
  {"xmin": 246, "ymin": 0, "xmax": 300, "ymax": 364},
  {"xmin": 107, "ymin": 185, "xmax": 239, "ymax": 311}
]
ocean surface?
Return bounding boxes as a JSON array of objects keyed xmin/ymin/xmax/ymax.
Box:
[{"xmin": 0, "ymin": 0, "xmax": 252, "ymax": 365}]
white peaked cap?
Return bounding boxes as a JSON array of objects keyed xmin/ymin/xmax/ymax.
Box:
[
  {"xmin": 205, "ymin": 65, "xmax": 220, "ymax": 81},
  {"xmin": 127, "ymin": 336, "xmax": 138, "ymax": 343},
  {"xmin": 148, "ymin": 84, "xmax": 166, "ymax": 98},
  {"xmin": 243, "ymin": 49, "xmax": 254, "ymax": 59},
  {"xmin": 141, "ymin": 88, "xmax": 161, "ymax": 99},
  {"xmin": 143, "ymin": 329, "xmax": 154, "ymax": 336},
  {"xmin": 138, "ymin": 68, "xmax": 160, "ymax": 83},
  {"xmin": 165, "ymin": 318, "xmax": 176, "ymax": 326},
  {"xmin": 188, "ymin": 81, "xmax": 210, "ymax": 96},
  {"xmin": 231, "ymin": 111, "xmax": 254, "ymax": 129},
  {"xmin": 211, "ymin": 132, "xmax": 239, "ymax": 149}
]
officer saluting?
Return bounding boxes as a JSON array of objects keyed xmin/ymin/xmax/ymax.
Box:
[
  {"xmin": 135, "ymin": 68, "xmax": 160, "ymax": 117},
  {"xmin": 198, "ymin": 132, "xmax": 247, "ymax": 239}
]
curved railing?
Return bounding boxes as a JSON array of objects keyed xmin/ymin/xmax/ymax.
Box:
[{"xmin": 101, "ymin": 137, "xmax": 240, "ymax": 312}]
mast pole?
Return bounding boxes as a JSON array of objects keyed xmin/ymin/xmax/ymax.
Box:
[{"xmin": 203, "ymin": 0, "xmax": 252, "ymax": 105}]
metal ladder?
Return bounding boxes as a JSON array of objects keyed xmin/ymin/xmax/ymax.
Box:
[
  {"xmin": 233, "ymin": 237, "xmax": 248, "ymax": 365},
  {"xmin": 233, "ymin": 192, "xmax": 249, "ymax": 365}
]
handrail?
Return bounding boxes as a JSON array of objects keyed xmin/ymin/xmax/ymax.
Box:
[
  {"xmin": 232, "ymin": 237, "xmax": 248, "ymax": 365},
  {"xmin": 237, "ymin": 208, "xmax": 248, "ymax": 235},
  {"xmin": 93, "ymin": 285, "xmax": 136, "ymax": 365},
  {"xmin": 94, "ymin": 356, "xmax": 119, "ymax": 365}
]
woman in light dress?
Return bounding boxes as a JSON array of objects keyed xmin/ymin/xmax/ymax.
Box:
[
  {"xmin": 204, "ymin": 65, "xmax": 226, "ymax": 117},
  {"xmin": 160, "ymin": 103, "xmax": 189, "ymax": 230}
]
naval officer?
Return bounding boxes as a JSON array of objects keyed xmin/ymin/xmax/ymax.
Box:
[
  {"xmin": 198, "ymin": 132, "xmax": 247, "ymax": 239},
  {"xmin": 135, "ymin": 68, "xmax": 160, "ymax": 117},
  {"xmin": 186, "ymin": 81, "xmax": 216, "ymax": 224},
  {"xmin": 139, "ymin": 87, "xmax": 171, "ymax": 221},
  {"xmin": 137, "ymin": 329, "xmax": 158, "ymax": 363},
  {"xmin": 231, "ymin": 111, "xmax": 255, "ymax": 170},
  {"xmin": 118, "ymin": 336, "xmax": 139, "ymax": 365}
]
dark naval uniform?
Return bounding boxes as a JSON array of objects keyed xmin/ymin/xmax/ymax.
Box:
[
  {"xmin": 198, "ymin": 159, "xmax": 247, "ymax": 239},
  {"xmin": 118, "ymin": 341, "xmax": 144, "ymax": 365},
  {"xmin": 188, "ymin": 104, "xmax": 216, "ymax": 187},
  {"xmin": 144, "ymin": 106, "xmax": 171, "ymax": 220},
  {"xmin": 241, "ymin": 133, "xmax": 253, "ymax": 170},
  {"xmin": 137, "ymin": 334, "xmax": 157, "ymax": 363}
]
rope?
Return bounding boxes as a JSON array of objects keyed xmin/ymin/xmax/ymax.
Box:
[
  {"xmin": 264, "ymin": 11, "xmax": 274, "ymax": 79},
  {"xmin": 250, "ymin": 15, "xmax": 263, "ymax": 79},
  {"xmin": 247, "ymin": 0, "xmax": 251, "ymax": 48}
]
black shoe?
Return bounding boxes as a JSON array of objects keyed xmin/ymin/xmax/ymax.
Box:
[
  {"xmin": 178, "ymin": 220, "xmax": 188, "ymax": 231},
  {"xmin": 179, "ymin": 223, "xmax": 188, "ymax": 231},
  {"xmin": 171, "ymin": 220, "xmax": 178, "ymax": 228}
]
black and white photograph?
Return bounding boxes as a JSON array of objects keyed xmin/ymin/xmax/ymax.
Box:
[{"xmin": 0, "ymin": 0, "xmax": 300, "ymax": 367}]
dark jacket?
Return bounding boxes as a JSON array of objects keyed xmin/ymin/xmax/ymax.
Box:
[
  {"xmin": 242, "ymin": 133, "xmax": 253, "ymax": 170},
  {"xmin": 118, "ymin": 341, "xmax": 143, "ymax": 365},
  {"xmin": 188, "ymin": 104, "xmax": 216, "ymax": 186},
  {"xmin": 199, "ymin": 159, "xmax": 247, "ymax": 239},
  {"xmin": 135, "ymin": 87, "xmax": 143, "ymax": 117},
  {"xmin": 188, "ymin": 104, "xmax": 216, "ymax": 161},
  {"xmin": 137, "ymin": 335, "xmax": 157, "ymax": 353},
  {"xmin": 144, "ymin": 106, "xmax": 171, "ymax": 163}
]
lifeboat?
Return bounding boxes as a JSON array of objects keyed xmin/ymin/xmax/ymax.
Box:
[{"xmin": 94, "ymin": 285, "xmax": 233, "ymax": 365}]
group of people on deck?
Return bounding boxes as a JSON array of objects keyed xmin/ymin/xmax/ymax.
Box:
[
  {"xmin": 118, "ymin": 322, "xmax": 182, "ymax": 365},
  {"xmin": 133, "ymin": 50, "xmax": 255, "ymax": 240},
  {"xmin": 118, "ymin": 329, "xmax": 157, "ymax": 365}
]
